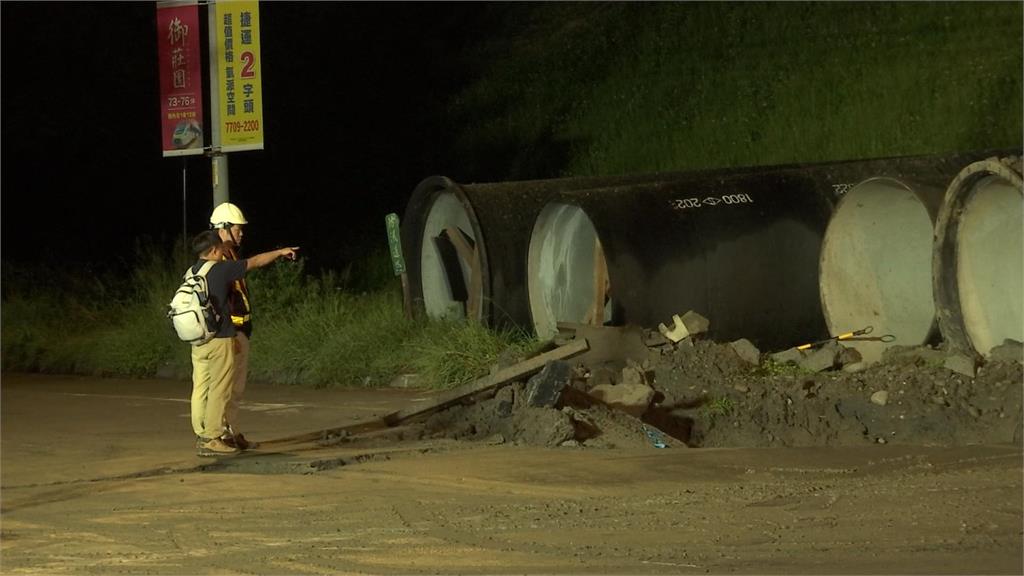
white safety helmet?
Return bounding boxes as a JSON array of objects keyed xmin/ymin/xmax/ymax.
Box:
[{"xmin": 209, "ymin": 202, "xmax": 248, "ymax": 229}]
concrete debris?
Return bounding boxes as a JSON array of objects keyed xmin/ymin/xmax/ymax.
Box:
[
  {"xmin": 483, "ymin": 433, "xmax": 506, "ymax": 445},
  {"xmin": 798, "ymin": 340, "xmax": 843, "ymax": 372},
  {"xmin": 944, "ymin": 354, "xmax": 977, "ymax": 378},
  {"xmin": 729, "ymin": 338, "xmax": 761, "ymax": 366},
  {"xmin": 525, "ymin": 360, "xmax": 572, "ymax": 408},
  {"xmin": 644, "ymin": 330, "xmax": 671, "ymax": 348},
  {"xmin": 680, "ymin": 310, "xmax": 711, "ymax": 336},
  {"xmin": 588, "ymin": 382, "xmax": 656, "ymax": 418},
  {"xmin": 494, "ymin": 385, "xmax": 515, "ymax": 417},
  {"xmin": 870, "ymin": 390, "xmax": 889, "ymax": 406},
  {"xmin": 658, "ymin": 314, "xmax": 690, "ymax": 343},
  {"xmin": 620, "ymin": 366, "xmax": 646, "ymax": 387},
  {"xmin": 373, "ymin": 316, "xmax": 1019, "ymax": 452},
  {"xmin": 837, "ymin": 345, "xmax": 863, "ymax": 367},
  {"xmin": 989, "ymin": 339, "xmax": 1024, "ymax": 365}
]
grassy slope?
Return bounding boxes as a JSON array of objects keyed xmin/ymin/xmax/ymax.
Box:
[{"xmin": 449, "ymin": 2, "xmax": 1022, "ymax": 180}]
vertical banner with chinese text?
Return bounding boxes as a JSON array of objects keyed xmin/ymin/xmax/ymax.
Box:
[
  {"xmin": 157, "ymin": 1, "xmax": 204, "ymax": 156},
  {"xmin": 214, "ymin": 0, "xmax": 265, "ymax": 151}
]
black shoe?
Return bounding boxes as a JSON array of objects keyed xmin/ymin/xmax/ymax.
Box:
[
  {"xmin": 233, "ymin": 433, "xmax": 258, "ymax": 450},
  {"xmin": 219, "ymin": 433, "xmax": 239, "ymax": 449}
]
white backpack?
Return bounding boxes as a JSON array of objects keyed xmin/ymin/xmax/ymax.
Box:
[{"xmin": 167, "ymin": 261, "xmax": 220, "ymax": 345}]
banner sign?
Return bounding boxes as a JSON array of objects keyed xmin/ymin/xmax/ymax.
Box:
[
  {"xmin": 214, "ymin": 0, "xmax": 265, "ymax": 151},
  {"xmin": 157, "ymin": 1, "xmax": 204, "ymax": 156}
]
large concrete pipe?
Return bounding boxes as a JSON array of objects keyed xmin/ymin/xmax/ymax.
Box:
[
  {"xmin": 819, "ymin": 177, "xmax": 947, "ymax": 365},
  {"xmin": 934, "ymin": 156, "xmax": 1024, "ymax": 359},
  {"xmin": 401, "ymin": 173, "xmax": 694, "ymax": 328},
  {"xmin": 526, "ymin": 152, "xmax": 1009, "ymax": 349}
]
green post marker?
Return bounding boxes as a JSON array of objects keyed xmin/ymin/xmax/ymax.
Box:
[
  {"xmin": 385, "ymin": 213, "xmax": 412, "ymax": 320},
  {"xmin": 385, "ymin": 212, "xmax": 406, "ymax": 275}
]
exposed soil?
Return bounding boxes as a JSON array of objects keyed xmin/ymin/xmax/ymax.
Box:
[
  {"xmin": 407, "ymin": 334, "xmax": 1023, "ymax": 451},
  {"xmin": 652, "ymin": 339, "xmax": 1023, "ymax": 448}
]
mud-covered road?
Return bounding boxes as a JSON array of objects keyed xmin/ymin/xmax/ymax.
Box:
[{"xmin": 2, "ymin": 374, "xmax": 1021, "ymax": 574}]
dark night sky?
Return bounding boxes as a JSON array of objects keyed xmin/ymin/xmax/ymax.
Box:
[{"xmin": 1, "ymin": 2, "xmax": 493, "ymax": 270}]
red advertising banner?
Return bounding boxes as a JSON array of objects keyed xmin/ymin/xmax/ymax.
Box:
[{"xmin": 157, "ymin": 2, "xmax": 204, "ymax": 156}]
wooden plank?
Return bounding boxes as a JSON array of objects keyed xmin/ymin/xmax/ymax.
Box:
[
  {"xmin": 260, "ymin": 339, "xmax": 589, "ymax": 447},
  {"xmin": 381, "ymin": 338, "xmax": 589, "ymax": 425},
  {"xmin": 590, "ymin": 237, "xmax": 608, "ymax": 326},
  {"xmin": 444, "ymin": 226, "xmax": 475, "ymax": 266},
  {"xmin": 445, "ymin": 226, "xmax": 481, "ymax": 320},
  {"xmin": 258, "ymin": 419, "xmax": 389, "ymax": 447},
  {"xmin": 467, "ymin": 245, "xmax": 482, "ymax": 320}
]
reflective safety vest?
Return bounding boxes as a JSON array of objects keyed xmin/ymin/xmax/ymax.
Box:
[{"xmin": 221, "ymin": 243, "xmax": 253, "ymax": 335}]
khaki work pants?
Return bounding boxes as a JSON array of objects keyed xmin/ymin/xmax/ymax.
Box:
[
  {"xmin": 190, "ymin": 337, "xmax": 235, "ymax": 439},
  {"xmin": 224, "ymin": 331, "xmax": 250, "ymax": 430}
]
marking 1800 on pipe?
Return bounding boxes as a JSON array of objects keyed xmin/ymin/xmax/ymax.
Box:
[{"xmin": 669, "ymin": 193, "xmax": 754, "ymax": 210}]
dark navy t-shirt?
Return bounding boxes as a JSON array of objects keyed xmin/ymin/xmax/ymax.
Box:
[{"xmin": 192, "ymin": 259, "xmax": 247, "ymax": 338}]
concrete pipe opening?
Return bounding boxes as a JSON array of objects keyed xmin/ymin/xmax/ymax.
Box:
[
  {"xmin": 935, "ymin": 158, "xmax": 1024, "ymax": 357},
  {"xmin": 528, "ymin": 202, "xmax": 612, "ymax": 339},
  {"xmin": 820, "ymin": 178, "xmax": 937, "ymax": 364},
  {"xmin": 419, "ymin": 190, "xmax": 485, "ymax": 321}
]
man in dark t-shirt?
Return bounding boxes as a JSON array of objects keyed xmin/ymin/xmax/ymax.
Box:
[{"xmin": 189, "ymin": 230, "xmax": 299, "ymax": 457}]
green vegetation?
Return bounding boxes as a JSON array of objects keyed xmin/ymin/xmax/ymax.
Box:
[
  {"xmin": 4, "ymin": 4, "xmax": 1020, "ymax": 386},
  {"xmin": 1, "ymin": 243, "xmax": 535, "ymax": 389},
  {"xmin": 450, "ymin": 3, "xmax": 1022, "ymax": 181},
  {"xmin": 701, "ymin": 396, "xmax": 735, "ymax": 419},
  {"xmin": 756, "ymin": 358, "xmax": 815, "ymax": 379}
]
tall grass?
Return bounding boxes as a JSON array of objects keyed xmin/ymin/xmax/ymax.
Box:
[{"xmin": 1, "ymin": 242, "xmax": 536, "ymax": 389}]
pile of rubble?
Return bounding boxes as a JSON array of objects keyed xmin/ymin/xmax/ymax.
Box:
[{"xmin": 403, "ymin": 311, "xmax": 1022, "ymax": 449}]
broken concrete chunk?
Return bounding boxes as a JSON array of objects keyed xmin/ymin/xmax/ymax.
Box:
[
  {"xmin": 680, "ymin": 310, "xmax": 710, "ymax": 336},
  {"xmin": 841, "ymin": 362, "xmax": 867, "ymax": 373},
  {"xmin": 771, "ymin": 347, "xmax": 805, "ymax": 365},
  {"xmin": 989, "ymin": 339, "xmax": 1024, "ymax": 365},
  {"xmin": 799, "ymin": 340, "xmax": 841, "ymax": 372},
  {"xmin": 525, "ymin": 360, "xmax": 572, "ymax": 408},
  {"xmin": 729, "ymin": 338, "xmax": 761, "ymax": 366},
  {"xmin": 837, "ymin": 345, "xmax": 863, "ymax": 367},
  {"xmin": 658, "ymin": 314, "xmax": 690, "ymax": 343},
  {"xmin": 944, "ymin": 353, "xmax": 977, "ymax": 378},
  {"xmin": 494, "ymin": 385, "xmax": 515, "ymax": 417},
  {"xmin": 588, "ymin": 382, "xmax": 656, "ymax": 418},
  {"xmin": 620, "ymin": 366, "xmax": 646, "ymax": 387},
  {"xmin": 644, "ymin": 331, "xmax": 671, "ymax": 348}
]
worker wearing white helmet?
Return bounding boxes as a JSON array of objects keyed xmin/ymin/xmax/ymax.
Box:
[{"xmin": 209, "ymin": 201, "xmax": 256, "ymax": 450}]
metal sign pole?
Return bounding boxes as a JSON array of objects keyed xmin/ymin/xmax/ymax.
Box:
[
  {"xmin": 182, "ymin": 157, "xmax": 188, "ymax": 256},
  {"xmin": 207, "ymin": 0, "xmax": 229, "ymax": 208}
]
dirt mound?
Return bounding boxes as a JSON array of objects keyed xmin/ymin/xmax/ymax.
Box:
[
  {"xmin": 419, "ymin": 381, "xmax": 659, "ymax": 449},
  {"xmin": 410, "ymin": 334, "xmax": 1021, "ymax": 451},
  {"xmin": 652, "ymin": 339, "xmax": 1023, "ymax": 447}
]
